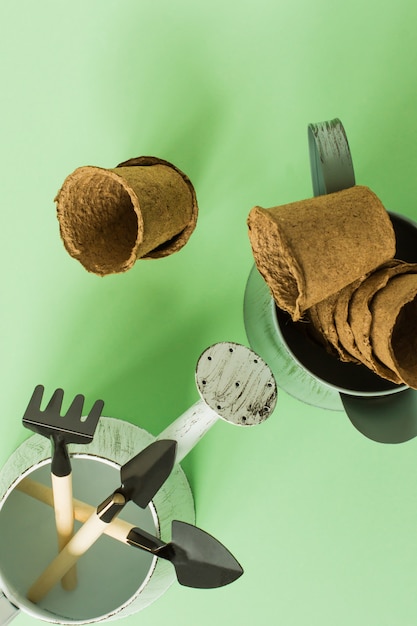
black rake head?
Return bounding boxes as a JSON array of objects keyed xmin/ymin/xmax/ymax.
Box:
[{"xmin": 22, "ymin": 384, "xmax": 104, "ymax": 445}]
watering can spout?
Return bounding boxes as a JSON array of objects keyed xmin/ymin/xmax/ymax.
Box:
[{"xmin": 157, "ymin": 342, "xmax": 277, "ymax": 463}]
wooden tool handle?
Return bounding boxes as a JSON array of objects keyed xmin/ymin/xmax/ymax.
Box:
[
  {"xmin": 17, "ymin": 478, "xmax": 132, "ymax": 543},
  {"xmin": 51, "ymin": 473, "xmax": 77, "ymax": 590},
  {"xmin": 27, "ymin": 510, "xmax": 108, "ymax": 603}
]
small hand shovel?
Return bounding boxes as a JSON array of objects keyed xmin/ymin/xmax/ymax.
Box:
[
  {"xmin": 127, "ymin": 521, "xmax": 243, "ymax": 589},
  {"xmin": 27, "ymin": 439, "xmax": 177, "ymax": 603},
  {"xmin": 17, "ymin": 479, "xmax": 243, "ymax": 589},
  {"xmin": 22, "ymin": 385, "xmax": 104, "ymax": 590}
]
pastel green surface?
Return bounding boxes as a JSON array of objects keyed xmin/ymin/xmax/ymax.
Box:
[{"xmin": 1, "ymin": 1, "xmax": 417, "ymax": 625}]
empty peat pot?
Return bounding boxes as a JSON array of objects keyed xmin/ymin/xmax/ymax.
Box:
[
  {"xmin": 244, "ymin": 211, "xmax": 417, "ymax": 412},
  {"xmin": 0, "ymin": 418, "xmax": 194, "ymax": 624},
  {"xmin": 55, "ymin": 157, "xmax": 198, "ymax": 276}
]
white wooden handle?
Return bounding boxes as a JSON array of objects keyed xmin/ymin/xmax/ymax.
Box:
[
  {"xmin": 51, "ymin": 473, "xmax": 77, "ymax": 590},
  {"xmin": 27, "ymin": 509, "xmax": 110, "ymax": 603}
]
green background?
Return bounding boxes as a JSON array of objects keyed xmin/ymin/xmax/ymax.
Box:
[{"xmin": 1, "ymin": 1, "xmax": 417, "ymax": 624}]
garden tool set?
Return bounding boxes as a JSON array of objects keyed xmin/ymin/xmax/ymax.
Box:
[{"xmin": 14, "ymin": 340, "xmax": 276, "ymax": 614}]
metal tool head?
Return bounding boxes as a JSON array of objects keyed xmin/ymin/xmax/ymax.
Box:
[
  {"xmin": 168, "ymin": 521, "xmax": 243, "ymax": 588},
  {"xmin": 126, "ymin": 521, "xmax": 244, "ymax": 589},
  {"xmin": 22, "ymin": 385, "xmax": 104, "ymax": 444},
  {"xmin": 195, "ymin": 342, "xmax": 277, "ymax": 426},
  {"xmin": 119, "ymin": 439, "xmax": 177, "ymax": 508}
]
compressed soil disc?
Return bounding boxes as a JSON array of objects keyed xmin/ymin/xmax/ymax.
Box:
[
  {"xmin": 308, "ymin": 289, "xmax": 359, "ymax": 363},
  {"xmin": 348, "ymin": 260, "xmax": 417, "ymax": 383},
  {"xmin": 310, "ymin": 276, "xmax": 365, "ymax": 363},
  {"xmin": 370, "ymin": 273, "xmax": 417, "ymax": 388}
]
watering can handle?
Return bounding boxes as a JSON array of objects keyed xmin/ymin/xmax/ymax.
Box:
[
  {"xmin": 0, "ymin": 592, "xmax": 19, "ymax": 625},
  {"xmin": 308, "ymin": 118, "xmax": 355, "ymax": 196}
]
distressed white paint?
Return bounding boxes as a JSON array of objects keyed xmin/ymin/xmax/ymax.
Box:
[
  {"xmin": 158, "ymin": 342, "xmax": 277, "ymax": 461},
  {"xmin": 195, "ymin": 342, "xmax": 277, "ymax": 426},
  {"xmin": 0, "ymin": 592, "xmax": 17, "ymax": 626}
]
